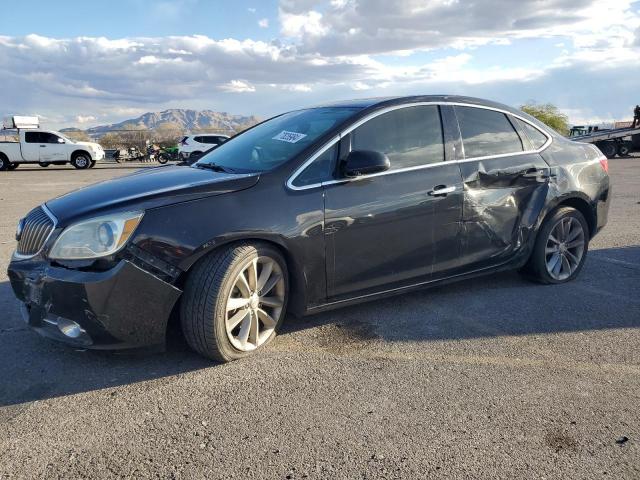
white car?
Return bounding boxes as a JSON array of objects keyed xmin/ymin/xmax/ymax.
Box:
[
  {"xmin": 178, "ymin": 134, "xmax": 229, "ymax": 159},
  {"xmin": 0, "ymin": 117, "xmax": 104, "ymax": 171}
]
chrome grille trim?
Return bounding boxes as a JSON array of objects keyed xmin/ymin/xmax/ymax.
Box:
[{"xmin": 14, "ymin": 205, "xmax": 57, "ymax": 258}]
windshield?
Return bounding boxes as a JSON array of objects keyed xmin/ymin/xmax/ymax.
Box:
[{"xmin": 195, "ymin": 107, "xmax": 361, "ymax": 173}]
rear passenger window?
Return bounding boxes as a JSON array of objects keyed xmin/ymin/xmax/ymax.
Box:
[
  {"xmin": 25, "ymin": 132, "xmax": 39, "ymax": 143},
  {"xmin": 455, "ymin": 106, "xmax": 523, "ymax": 158},
  {"xmin": 351, "ymin": 105, "xmax": 444, "ymax": 169},
  {"xmin": 514, "ymin": 118, "xmax": 548, "ymax": 150}
]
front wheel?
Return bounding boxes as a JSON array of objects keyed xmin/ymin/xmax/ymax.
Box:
[
  {"xmin": 180, "ymin": 243, "xmax": 288, "ymax": 362},
  {"xmin": 523, "ymin": 207, "xmax": 589, "ymax": 284},
  {"xmin": 71, "ymin": 154, "xmax": 91, "ymax": 169}
]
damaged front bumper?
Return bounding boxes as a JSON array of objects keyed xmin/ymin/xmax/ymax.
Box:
[{"xmin": 7, "ymin": 258, "xmax": 181, "ymax": 349}]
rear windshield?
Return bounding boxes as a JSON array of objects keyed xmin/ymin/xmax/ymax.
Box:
[
  {"xmin": 196, "ymin": 107, "xmax": 361, "ymax": 173},
  {"xmin": 0, "ymin": 130, "xmax": 19, "ymax": 142}
]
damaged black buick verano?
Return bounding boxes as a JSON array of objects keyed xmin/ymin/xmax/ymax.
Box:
[{"xmin": 8, "ymin": 96, "xmax": 611, "ymax": 361}]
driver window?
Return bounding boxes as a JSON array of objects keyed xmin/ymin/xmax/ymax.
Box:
[
  {"xmin": 350, "ymin": 105, "xmax": 444, "ymax": 170},
  {"xmin": 41, "ymin": 133, "xmax": 62, "ymax": 144}
]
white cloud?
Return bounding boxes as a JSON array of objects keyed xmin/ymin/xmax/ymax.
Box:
[
  {"xmin": 219, "ymin": 80, "xmax": 257, "ymax": 93},
  {"xmin": 248, "ymin": 7, "xmax": 257, "ymax": 13},
  {"xmin": 75, "ymin": 115, "xmax": 97, "ymax": 123},
  {"xmin": 280, "ymin": 10, "xmax": 328, "ymax": 37},
  {"xmin": 258, "ymin": 18, "xmax": 270, "ymax": 28}
]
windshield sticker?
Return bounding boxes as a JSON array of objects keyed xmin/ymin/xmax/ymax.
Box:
[{"xmin": 272, "ymin": 130, "xmax": 307, "ymax": 143}]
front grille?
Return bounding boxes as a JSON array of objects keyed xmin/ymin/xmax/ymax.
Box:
[{"xmin": 16, "ymin": 206, "xmax": 55, "ymax": 256}]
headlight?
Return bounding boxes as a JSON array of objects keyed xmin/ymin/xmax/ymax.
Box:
[{"xmin": 49, "ymin": 211, "xmax": 143, "ymax": 260}]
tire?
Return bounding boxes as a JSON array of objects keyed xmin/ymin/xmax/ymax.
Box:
[
  {"xmin": 617, "ymin": 143, "xmax": 631, "ymax": 157},
  {"xmin": 180, "ymin": 242, "xmax": 289, "ymax": 362},
  {"xmin": 39, "ymin": 162, "xmax": 50, "ymax": 167},
  {"xmin": 598, "ymin": 141, "xmax": 617, "ymax": 159},
  {"xmin": 0, "ymin": 155, "xmax": 8, "ymax": 171},
  {"xmin": 157, "ymin": 154, "xmax": 169, "ymax": 164},
  {"xmin": 90, "ymin": 160, "xmax": 96, "ymax": 168},
  {"xmin": 71, "ymin": 153, "xmax": 91, "ymax": 169},
  {"xmin": 523, "ymin": 206, "xmax": 589, "ymax": 284}
]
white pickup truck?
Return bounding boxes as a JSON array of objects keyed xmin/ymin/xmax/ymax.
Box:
[{"xmin": 0, "ymin": 117, "xmax": 104, "ymax": 171}]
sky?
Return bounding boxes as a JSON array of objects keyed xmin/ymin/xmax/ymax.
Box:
[{"xmin": 1, "ymin": 0, "xmax": 639, "ymax": 129}]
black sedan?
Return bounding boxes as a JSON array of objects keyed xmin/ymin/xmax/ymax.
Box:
[{"xmin": 7, "ymin": 96, "xmax": 611, "ymax": 361}]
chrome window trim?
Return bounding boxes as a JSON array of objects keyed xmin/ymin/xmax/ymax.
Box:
[
  {"xmin": 12, "ymin": 203, "xmax": 58, "ymax": 260},
  {"xmin": 286, "ymin": 101, "xmax": 553, "ymax": 191}
]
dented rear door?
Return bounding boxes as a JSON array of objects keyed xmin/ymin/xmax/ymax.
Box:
[{"xmin": 446, "ymin": 105, "xmax": 550, "ymax": 273}]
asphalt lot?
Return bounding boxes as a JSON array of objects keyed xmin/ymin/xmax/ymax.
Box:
[{"xmin": 0, "ymin": 159, "xmax": 638, "ymax": 479}]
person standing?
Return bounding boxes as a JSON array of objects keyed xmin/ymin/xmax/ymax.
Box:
[{"xmin": 633, "ymin": 105, "xmax": 640, "ymax": 128}]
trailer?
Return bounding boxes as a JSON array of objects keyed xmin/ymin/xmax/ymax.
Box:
[{"xmin": 569, "ymin": 124, "xmax": 640, "ymax": 158}]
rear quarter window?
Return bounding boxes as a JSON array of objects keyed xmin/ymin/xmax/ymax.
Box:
[
  {"xmin": 513, "ymin": 117, "xmax": 549, "ymax": 150},
  {"xmin": 455, "ymin": 106, "xmax": 524, "ymax": 158}
]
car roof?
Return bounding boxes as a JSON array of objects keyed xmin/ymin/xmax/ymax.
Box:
[{"xmin": 312, "ymin": 95, "xmax": 523, "ymax": 116}]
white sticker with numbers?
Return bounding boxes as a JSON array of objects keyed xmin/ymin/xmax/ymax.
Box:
[{"xmin": 272, "ymin": 130, "xmax": 307, "ymax": 143}]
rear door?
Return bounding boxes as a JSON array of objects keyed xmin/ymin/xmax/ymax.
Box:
[
  {"xmin": 322, "ymin": 104, "xmax": 464, "ymax": 299},
  {"xmin": 451, "ymin": 105, "xmax": 551, "ymax": 271},
  {"xmin": 21, "ymin": 131, "xmax": 41, "ymax": 161}
]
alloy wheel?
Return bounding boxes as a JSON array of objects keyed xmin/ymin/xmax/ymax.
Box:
[
  {"xmin": 545, "ymin": 216, "xmax": 585, "ymax": 280},
  {"xmin": 225, "ymin": 256, "xmax": 285, "ymax": 351}
]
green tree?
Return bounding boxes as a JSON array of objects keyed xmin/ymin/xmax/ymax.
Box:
[{"xmin": 520, "ymin": 102, "xmax": 569, "ymax": 136}]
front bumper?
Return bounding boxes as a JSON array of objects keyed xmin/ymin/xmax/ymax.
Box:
[{"xmin": 7, "ymin": 258, "xmax": 181, "ymax": 349}]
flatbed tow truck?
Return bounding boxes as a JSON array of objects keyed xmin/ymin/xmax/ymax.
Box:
[{"xmin": 569, "ymin": 124, "xmax": 640, "ymax": 158}]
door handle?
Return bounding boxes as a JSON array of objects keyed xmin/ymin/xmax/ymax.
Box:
[
  {"xmin": 40, "ymin": 145, "xmax": 46, "ymax": 148},
  {"xmin": 521, "ymin": 168, "xmax": 549, "ymax": 179},
  {"xmin": 427, "ymin": 185, "xmax": 456, "ymax": 196}
]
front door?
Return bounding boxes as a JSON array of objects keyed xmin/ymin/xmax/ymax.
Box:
[
  {"xmin": 323, "ymin": 105, "xmax": 464, "ymax": 299},
  {"xmin": 38, "ymin": 132, "xmax": 67, "ymax": 162}
]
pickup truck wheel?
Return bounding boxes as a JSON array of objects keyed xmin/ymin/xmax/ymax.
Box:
[
  {"xmin": 39, "ymin": 162, "xmax": 50, "ymax": 167},
  {"xmin": 71, "ymin": 153, "xmax": 91, "ymax": 169},
  {"xmin": 89, "ymin": 160, "xmax": 97, "ymax": 168},
  {"xmin": 0, "ymin": 155, "xmax": 8, "ymax": 171}
]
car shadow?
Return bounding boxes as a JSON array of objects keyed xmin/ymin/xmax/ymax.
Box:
[{"xmin": 0, "ymin": 245, "xmax": 638, "ymax": 408}]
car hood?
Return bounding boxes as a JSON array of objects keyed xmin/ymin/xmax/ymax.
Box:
[
  {"xmin": 46, "ymin": 165, "xmax": 260, "ymax": 224},
  {"xmin": 75, "ymin": 141, "xmax": 101, "ymax": 149}
]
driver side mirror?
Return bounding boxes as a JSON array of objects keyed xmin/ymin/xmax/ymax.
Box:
[{"xmin": 342, "ymin": 150, "xmax": 390, "ymax": 178}]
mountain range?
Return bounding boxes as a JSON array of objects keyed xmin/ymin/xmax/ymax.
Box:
[{"xmin": 63, "ymin": 109, "xmax": 261, "ymax": 135}]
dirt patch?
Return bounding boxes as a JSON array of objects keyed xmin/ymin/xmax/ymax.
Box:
[{"xmin": 545, "ymin": 430, "xmax": 579, "ymax": 454}]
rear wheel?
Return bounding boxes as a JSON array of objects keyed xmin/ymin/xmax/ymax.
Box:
[
  {"xmin": 617, "ymin": 143, "xmax": 631, "ymax": 156},
  {"xmin": 523, "ymin": 207, "xmax": 589, "ymax": 284},
  {"xmin": 180, "ymin": 243, "xmax": 288, "ymax": 362},
  {"xmin": 0, "ymin": 155, "xmax": 9, "ymax": 171},
  {"xmin": 598, "ymin": 141, "xmax": 617, "ymax": 159},
  {"xmin": 71, "ymin": 153, "xmax": 91, "ymax": 169}
]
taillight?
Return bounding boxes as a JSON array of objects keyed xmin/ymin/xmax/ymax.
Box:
[{"xmin": 599, "ymin": 157, "xmax": 608, "ymax": 173}]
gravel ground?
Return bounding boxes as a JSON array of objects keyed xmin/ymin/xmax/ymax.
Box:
[{"xmin": 0, "ymin": 159, "xmax": 639, "ymax": 479}]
